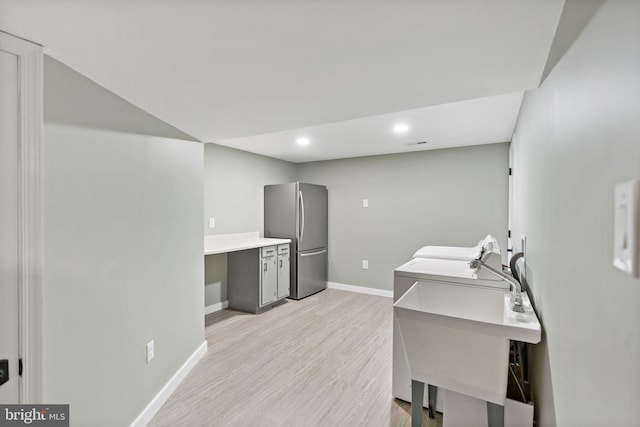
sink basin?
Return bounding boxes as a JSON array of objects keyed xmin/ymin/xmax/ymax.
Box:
[{"xmin": 393, "ymin": 280, "xmax": 541, "ymax": 405}]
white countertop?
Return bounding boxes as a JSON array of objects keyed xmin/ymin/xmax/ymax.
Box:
[{"xmin": 204, "ymin": 231, "xmax": 291, "ymax": 255}]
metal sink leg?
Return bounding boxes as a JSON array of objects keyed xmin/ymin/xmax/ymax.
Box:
[
  {"xmin": 487, "ymin": 401, "xmax": 504, "ymax": 427},
  {"xmin": 411, "ymin": 380, "xmax": 424, "ymax": 427},
  {"xmin": 428, "ymin": 385, "xmax": 438, "ymax": 419}
]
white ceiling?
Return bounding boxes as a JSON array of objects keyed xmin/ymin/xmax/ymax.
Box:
[
  {"xmin": 222, "ymin": 92, "xmax": 524, "ymax": 163},
  {"xmin": 0, "ymin": 0, "xmax": 563, "ymax": 163}
]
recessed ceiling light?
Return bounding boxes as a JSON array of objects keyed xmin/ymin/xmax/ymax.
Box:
[
  {"xmin": 393, "ymin": 123, "xmax": 409, "ymax": 134},
  {"xmin": 296, "ymin": 137, "xmax": 310, "ymax": 146}
]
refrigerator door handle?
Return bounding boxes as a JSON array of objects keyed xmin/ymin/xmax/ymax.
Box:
[
  {"xmin": 299, "ymin": 249, "xmax": 327, "ymax": 257},
  {"xmin": 299, "ymin": 190, "xmax": 305, "ymax": 244}
]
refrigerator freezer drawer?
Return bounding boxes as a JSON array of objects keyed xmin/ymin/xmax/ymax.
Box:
[{"xmin": 295, "ymin": 249, "xmax": 327, "ymax": 299}]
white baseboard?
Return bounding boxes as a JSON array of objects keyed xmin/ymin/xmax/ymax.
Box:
[
  {"xmin": 205, "ymin": 300, "xmax": 229, "ymax": 315},
  {"xmin": 327, "ymin": 282, "xmax": 393, "ymax": 298},
  {"xmin": 130, "ymin": 340, "xmax": 208, "ymax": 427}
]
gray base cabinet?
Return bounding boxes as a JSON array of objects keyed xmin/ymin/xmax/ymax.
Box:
[{"xmin": 228, "ymin": 244, "xmax": 290, "ymax": 314}]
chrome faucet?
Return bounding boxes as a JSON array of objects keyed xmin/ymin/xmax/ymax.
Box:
[{"xmin": 469, "ymin": 259, "xmax": 525, "ymax": 313}]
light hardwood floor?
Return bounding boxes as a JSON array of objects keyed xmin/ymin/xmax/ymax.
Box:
[{"xmin": 149, "ymin": 289, "xmax": 442, "ymax": 427}]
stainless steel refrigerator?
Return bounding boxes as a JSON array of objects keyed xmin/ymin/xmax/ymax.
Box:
[{"xmin": 264, "ymin": 182, "xmax": 327, "ymax": 300}]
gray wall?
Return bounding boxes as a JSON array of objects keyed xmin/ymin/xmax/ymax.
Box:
[
  {"xmin": 511, "ymin": 1, "xmax": 640, "ymax": 425},
  {"xmin": 203, "ymin": 143, "xmax": 298, "ymax": 235},
  {"xmin": 298, "ymin": 143, "xmax": 509, "ymax": 291},
  {"xmin": 203, "ymin": 143, "xmax": 297, "ymax": 306},
  {"xmin": 44, "ymin": 57, "xmax": 204, "ymax": 426}
]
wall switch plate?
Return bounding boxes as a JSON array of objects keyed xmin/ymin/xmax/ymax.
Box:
[
  {"xmin": 146, "ymin": 340, "xmax": 155, "ymax": 363},
  {"xmin": 209, "ymin": 218, "xmax": 215, "ymax": 228},
  {"xmin": 362, "ymin": 199, "xmax": 369, "ymax": 208},
  {"xmin": 362, "ymin": 260, "xmax": 369, "ymax": 269},
  {"xmin": 613, "ymin": 179, "xmax": 639, "ymax": 277}
]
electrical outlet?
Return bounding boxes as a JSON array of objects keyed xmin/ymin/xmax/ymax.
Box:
[
  {"xmin": 209, "ymin": 218, "xmax": 216, "ymax": 228},
  {"xmin": 362, "ymin": 259, "xmax": 369, "ymax": 269},
  {"xmin": 146, "ymin": 340, "xmax": 155, "ymax": 363},
  {"xmin": 362, "ymin": 199, "xmax": 369, "ymax": 208}
]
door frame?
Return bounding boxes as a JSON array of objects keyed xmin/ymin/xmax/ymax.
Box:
[
  {"xmin": 508, "ymin": 134, "xmax": 515, "ymax": 263},
  {"xmin": 0, "ymin": 30, "xmax": 44, "ymax": 404}
]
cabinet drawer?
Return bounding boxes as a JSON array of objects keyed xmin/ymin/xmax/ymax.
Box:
[
  {"xmin": 262, "ymin": 246, "xmax": 277, "ymax": 257},
  {"xmin": 277, "ymin": 244, "xmax": 289, "ymax": 255}
]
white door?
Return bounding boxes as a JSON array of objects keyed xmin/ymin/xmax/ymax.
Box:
[
  {"xmin": 0, "ymin": 43, "xmax": 21, "ymax": 403},
  {"xmin": 508, "ymin": 134, "xmax": 515, "ymax": 263}
]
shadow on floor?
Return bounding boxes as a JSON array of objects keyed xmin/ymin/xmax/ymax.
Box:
[
  {"xmin": 204, "ymin": 308, "xmax": 252, "ymax": 327},
  {"xmin": 392, "ymin": 398, "xmax": 443, "ymax": 427}
]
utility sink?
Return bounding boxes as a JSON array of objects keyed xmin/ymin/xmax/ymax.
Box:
[{"xmin": 393, "ymin": 280, "xmax": 541, "ymax": 405}]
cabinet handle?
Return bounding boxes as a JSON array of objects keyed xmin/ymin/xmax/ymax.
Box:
[
  {"xmin": 279, "ymin": 259, "xmax": 282, "ymax": 268},
  {"xmin": 264, "ymin": 262, "xmax": 267, "ymax": 272}
]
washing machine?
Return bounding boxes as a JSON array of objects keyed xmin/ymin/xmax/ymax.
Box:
[{"xmin": 412, "ymin": 234, "xmax": 499, "ymax": 261}]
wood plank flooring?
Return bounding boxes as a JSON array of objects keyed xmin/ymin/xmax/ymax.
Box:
[{"xmin": 149, "ymin": 289, "xmax": 442, "ymax": 427}]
